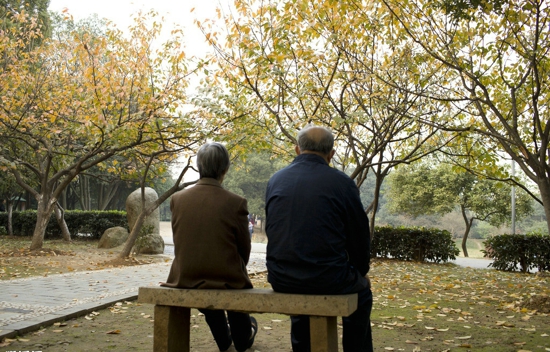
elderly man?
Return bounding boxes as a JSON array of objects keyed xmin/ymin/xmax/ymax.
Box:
[
  {"xmin": 265, "ymin": 125, "xmax": 373, "ymax": 352},
  {"xmin": 162, "ymin": 142, "xmax": 257, "ymax": 352}
]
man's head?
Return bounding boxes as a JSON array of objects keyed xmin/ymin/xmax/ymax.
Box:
[
  {"xmin": 196, "ymin": 142, "xmax": 230, "ymax": 180},
  {"xmin": 296, "ymin": 125, "xmax": 335, "ymax": 163}
]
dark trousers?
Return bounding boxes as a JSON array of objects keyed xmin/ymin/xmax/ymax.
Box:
[
  {"xmin": 290, "ymin": 286, "xmax": 373, "ymax": 352},
  {"xmin": 199, "ymin": 309, "xmax": 252, "ymax": 352}
]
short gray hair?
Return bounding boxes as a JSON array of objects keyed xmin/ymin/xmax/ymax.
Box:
[
  {"xmin": 297, "ymin": 125, "xmax": 334, "ymax": 155},
  {"xmin": 196, "ymin": 142, "xmax": 230, "ymax": 180}
]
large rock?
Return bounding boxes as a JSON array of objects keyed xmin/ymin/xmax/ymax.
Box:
[
  {"xmin": 135, "ymin": 232, "xmax": 165, "ymax": 255},
  {"xmin": 126, "ymin": 187, "xmax": 164, "ymax": 255},
  {"xmin": 98, "ymin": 226, "xmax": 129, "ymax": 249}
]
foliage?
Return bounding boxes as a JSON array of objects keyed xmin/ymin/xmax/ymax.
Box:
[
  {"xmin": 385, "ymin": 161, "xmax": 534, "ymax": 256},
  {"xmin": 386, "ymin": 162, "xmax": 533, "ymax": 226},
  {"xmin": 381, "ymin": 0, "xmax": 550, "ymax": 235},
  {"xmin": 438, "ymin": 0, "xmax": 507, "ymax": 21},
  {"xmin": 0, "ymin": 210, "xmax": 127, "ymax": 239},
  {"xmin": 0, "ymin": 11, "xmax": 200, "ymax": 249},
  {"xmin": 0, "ymin": 0, "xmax": 51, "ymax": 45},
  {"xmin": 223, "ymin": 152, "xmax": 285, "ymax": 216},
  {"xmin": 199, "ymin": 0, "xmax": 452, "ymax": 236},
  {"xmin": 372, "ymin": 226, "xmax": 460, "ymax": 263},
  {"xmin": 483, "ymin": 232, "xmax": 550, "ymax": 273}
]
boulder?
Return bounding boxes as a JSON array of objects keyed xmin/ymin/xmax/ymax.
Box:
[
  {"xmin": 126, "ymin": 187, "xmax": 164, "ymax": 255},
  {"xmin": 98, "ymin": 226, "xmax": 129, "ymax": 249},
  {"xmin": 135, "ymin": 232, "xmax": 165, "ymax": 255}
]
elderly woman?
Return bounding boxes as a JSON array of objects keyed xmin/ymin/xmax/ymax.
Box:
[{"xmin": 162, "ymin": 142, "xmax": 257, "ymax": 352}]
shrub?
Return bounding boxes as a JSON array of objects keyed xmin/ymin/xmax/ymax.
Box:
[
  {"xmin": 483, "ymin": 232, "xmax": 550, "ymax": 273},
  {"xmin": 372, "ymin": 226, "xmax": 460, "ymax": 263},
  {"xmin": 0, "ymin": 210, "xmax": 128, "ymax": 239}
]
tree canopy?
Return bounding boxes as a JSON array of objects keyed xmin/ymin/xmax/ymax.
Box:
[
  {"xmin": 386, "ymin": 162, "xmax": 534, "ymax": 256},
  {"xmin": 381, "ymin": 0, "xmax": 550, "ymax": 234},
  {"xmin": 0, "ymin": 11, "xmax": 203, "ymax": 249}
]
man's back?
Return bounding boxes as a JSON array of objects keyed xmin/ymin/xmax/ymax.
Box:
[{"xmin": 265, "ymin": 153, "xmax": 370, "ymax": 294}]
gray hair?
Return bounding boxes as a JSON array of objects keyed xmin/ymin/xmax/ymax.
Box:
[
  {"xmin": 196, "ymin": 142, "xmax": 230, "ymax": 180},
  {"xmin": 297, "ymin": 125, "xmax": 334, "ymax": 155}
]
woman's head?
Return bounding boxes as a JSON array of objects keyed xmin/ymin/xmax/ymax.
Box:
[{"xmin": 196, "ymin": 142, "xmax": 230, "ymax": 180}]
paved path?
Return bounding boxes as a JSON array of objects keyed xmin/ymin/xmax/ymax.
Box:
[
  {"xmin": 0, "ymin": 250, "xmax": 267, "ymax": 340},
  {"xmin": 0, "ymin": 228, "xmax": 491, "ymax": 340}
]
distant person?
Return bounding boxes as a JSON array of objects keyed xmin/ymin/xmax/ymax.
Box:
[
  {"xmin": 162, "ymin": 142, "xmax": 257, "ymax": 352},
  {"xmin": 265, "ymin": 125, "xmax": 373, "ymax": 352}
]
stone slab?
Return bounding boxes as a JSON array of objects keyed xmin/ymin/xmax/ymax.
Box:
[{"xmin": 138, "ymin": 287, "xmax": 357, "ymax": 317}]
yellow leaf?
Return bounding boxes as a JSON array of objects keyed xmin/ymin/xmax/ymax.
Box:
[{"xmin": 106, "ymin": 329, "xmax": 121, "ymax": 334}]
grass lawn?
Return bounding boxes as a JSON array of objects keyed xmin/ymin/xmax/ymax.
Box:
[{"xmin": 454, "ymin": 238, "xmax": 486, "ymax": 258}]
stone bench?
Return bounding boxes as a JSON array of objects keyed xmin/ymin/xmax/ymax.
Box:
[{"xmin": 138, "ymin": 287, "xmax": 358, "ymax": 352}]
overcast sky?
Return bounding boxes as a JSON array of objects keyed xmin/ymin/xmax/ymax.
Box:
[{"xmin": 48, "ymin": 0, "xmax": 226, "ymax": 57}]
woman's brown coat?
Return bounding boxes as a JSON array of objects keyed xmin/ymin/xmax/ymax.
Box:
[{"xmin": 162, "ymin": 178, "xmax": 253, "ymax": 289}]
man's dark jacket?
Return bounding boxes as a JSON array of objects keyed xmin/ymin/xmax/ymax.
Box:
[{"xmin": 265, "ymin": 153, "xmax": 370, "ymax": 294}]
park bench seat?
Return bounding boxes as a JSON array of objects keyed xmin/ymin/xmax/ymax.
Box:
[{"xmin": 138, "ymin": 287, "xmax": 358, "ymax": 352}]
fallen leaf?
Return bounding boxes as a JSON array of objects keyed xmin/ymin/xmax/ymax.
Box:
[
  {"xmin": 106, "ymin": 330, "xmax": 121, "ymax": 334},
  {"xmin": 52, "ymin": 329, "xmax": 63, "ymax": 333},
  {"xmin": 456, "ymin": 336, "xmax": 471, "ymax": 340}
]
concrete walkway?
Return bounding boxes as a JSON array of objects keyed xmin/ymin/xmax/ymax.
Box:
[
  {"xmin": 0, "ymin": 224, "xmax": 491, "ymax": 340},
  {"xmin": 0, "ymin": 234, "xmax": 268, "ymax": 340}
]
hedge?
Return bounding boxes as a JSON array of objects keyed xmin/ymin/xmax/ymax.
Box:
[
  {"xmin": 372, "ymin": 226, "xmax": 460, "ymax": 263},
  {"xmin": 483, "ymin": 233, "xmax": 550, "ymax": 273},
  {"xmin": 0, "ymin": 210, "xmax": 128, "ymax": 239}
]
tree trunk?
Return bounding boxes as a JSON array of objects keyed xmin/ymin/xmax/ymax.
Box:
[
  {"xmin": 118, "ymin": 211, "xmax": 148, "ymax": 258},
  {"xmin": 30, "ymin": 200, "xmax": 54, "ymax": 250},
  {"xmin": 7, "ymin": 201, "xmax": 13, "ymax": 236},
  {"xmin": 537, "ymin": 177, "xmax": 550, "ymax": 235},
  {"xmin": 79, "ymin": 175, "xmax": 91, "ymax": 210},
  {"xmin": 98, "ymin": 182, "xmax": 119, "ymax": 210},
  {"xmin": 460, "ymin": 205, "xmax": 474, "ymax": 258},
  {"xmin": 54, "ymin": 204, "xmax": 71, "ymax": 242},
  {"xmin": 369, "ymin": 173, "xmax": 385, "ymax": 240}
]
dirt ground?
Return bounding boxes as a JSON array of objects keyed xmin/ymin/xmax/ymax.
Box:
[
  {"xmin": 0, "ymin": 237, "xmax": 169, "ymax": 280},
  {"xmin": 2, "ymin": 274, "xmax": 295, "ymax": 352},
  {"xmin": 2, "ymin": 236, "xmax": 550, "ymax": 351}
]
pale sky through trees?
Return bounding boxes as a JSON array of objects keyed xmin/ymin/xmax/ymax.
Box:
[{"xmin": 48, "ymin": 0, "xmax": 226, "ymax": 58}]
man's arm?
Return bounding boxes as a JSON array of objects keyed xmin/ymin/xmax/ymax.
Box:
[{"xmin": 344, "ymin": 183, "xmax": 371, "ymax": 276}]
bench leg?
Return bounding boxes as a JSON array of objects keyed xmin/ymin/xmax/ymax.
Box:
[
  {"xmin": 154, "ymin": 305, "xmax": 191, "ymax": 352},
  {"xmin": 310, "ymin": 316, "xmax": 338, "ymax": 352}
]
